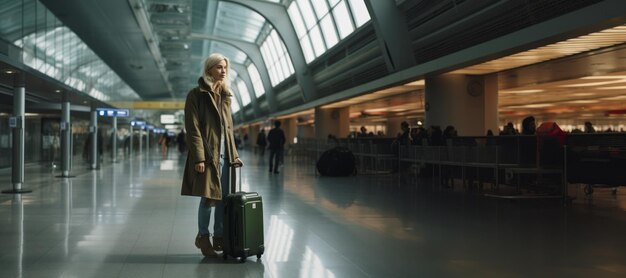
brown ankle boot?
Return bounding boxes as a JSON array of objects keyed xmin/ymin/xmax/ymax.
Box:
[{"xmin": 195, "ymin": 234, "xmax": 217, "ymax": 257}]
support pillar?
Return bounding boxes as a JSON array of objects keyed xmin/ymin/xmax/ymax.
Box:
[
  {"xmin": 112, "ymin": 116, "xmax": 117, "ymax": 163},
  {"xmin": 59, "ymin": 91, "xmax": 73, "ymax": 177},
  {"xmin": 314, "ymin": 107, "xmax": 349, "ymax": 140},
  {"xmin": 138, "ymin": 127, "xmax": 143, "ymax": 155},
  {"xmin": 424, "ymin": 73, "xmax": 498, "ymax": 136},
  {"xmin": 89, "ymin": 106, "xmax": 98, "ymax": 169},
  {"xmin": 129, "ymin": 124, "xmax": 133, "ymax": 157},
  {"xmin": 284, "ymin": 118, "xmax": 298, "ymax": 146},
  {"xmin": 3, "ymin": 72, "xmax": 31, "ymax": 194},
  {"xmin": 386, "ymin": 117, "xmax": 406, "ymax": 138},
  {"xmin": 146, "ymin": 128, "xmax": 150, "ymax": 155}
]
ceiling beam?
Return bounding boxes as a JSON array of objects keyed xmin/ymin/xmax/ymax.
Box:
[{"xmin": 224, "ymin": 0, "xmax": 316, "ymax": 103}]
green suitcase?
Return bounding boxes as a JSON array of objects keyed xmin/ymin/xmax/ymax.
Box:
[{"xmin": 222, "ymin": 168, "xmax": 264, "ymax": 262}]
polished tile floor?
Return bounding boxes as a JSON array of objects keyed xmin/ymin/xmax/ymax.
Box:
[{"xmin": 1, "ymin": 149, "xmax": 626, "ymax": 278}]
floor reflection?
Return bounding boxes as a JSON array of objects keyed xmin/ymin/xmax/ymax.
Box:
[
  {"xmin": 62, "ymin": 178, "xmax": 72, "ymax": 257},
  {"xmin": 0, "ymin": 150, "xmax": 624, "ymax": 278},
  {"xmin": 300, "ymin": 246, "xmax": 336, "ymax": 278},
  {"xmin": 11, "ymin": 194, "xmax": 24, "ymax": 278}
]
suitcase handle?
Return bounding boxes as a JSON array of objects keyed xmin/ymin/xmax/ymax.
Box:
[{"xmin": 230, "ymin": 165, "xmax": 242, "ymax": 194}]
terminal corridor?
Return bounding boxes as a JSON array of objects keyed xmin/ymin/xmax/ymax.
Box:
[{"xmin": 1, "ymin": 150, "xmax": 626, "ymax": 278}]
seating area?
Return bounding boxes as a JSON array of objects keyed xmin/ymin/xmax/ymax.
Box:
[{"xmin": 292, "ymin": 133, "xmax": 626, "ymax": 202}]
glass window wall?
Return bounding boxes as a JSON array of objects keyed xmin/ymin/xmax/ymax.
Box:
[
  {"xmin": 287, "ymin": 0, "xmax": 371, "ymax": 63},
  {"xmin": 0, "ymin": 0, "xmax": 140, "ymax": 102},
  {"xmin": 247, "ymin": 63, "xmax": 265, "ymax": 97},
  {"xmin": 236, "ymin": 79, "xmax": 251, "ymax": 106},
  {"xmin": 260, "ymin": 29, "xmax": 294, "ymax": 86}
]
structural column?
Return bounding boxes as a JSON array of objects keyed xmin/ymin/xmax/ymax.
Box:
[
  {"xmin": 386, "ymin": 117, "xmax": 406, "ymax": 138},
  {"xmin": 60, "ymin": 92, "xmax": 72, "ymax": 177},
  {"xmin": 145, "ymin": 127, "xmax": 150, "ymax": 155},
  {"xmin": 138, "ymin": 127, "xmax": 143, "ymax": 155},
  {"xmin": 3, "ymin": 73, "xmax": 31, "ymax": 194},
  {"xmin": 283, "ymin": 118, "xmax": 297, "ymax": 146},
  {"xmin": 129, "ymin": 123, "xmax": 133, "ymax": 157},
  {"xmin": 364, "ymin": 0, "xmax": 416, "ymax": 72},
  {"xmin": 314, "ymin": 107, "xmax": 350, "ymax": 140},
  {"xmin": 89, "ymin": 105, "xmax": 98, "ymax": 169},
  {"xmin": 424, "ymin": 73, "xmax": 498, "ymax": 136},
  {"xmin": 111, "ymin": 116, "xmax": 117, "ymax": 163}
]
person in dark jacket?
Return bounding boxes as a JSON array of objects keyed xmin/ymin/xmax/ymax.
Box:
[
  {"xmin": 177, "ymin": 129, "xmax": 187, "ymax": 153},
  {"xmin": 256, "ymin": 129, "xmax": 267, "ymax": 156},
  {"xmin": 267, "ymin": 120, "xmax": 286, "ymax": 174}
]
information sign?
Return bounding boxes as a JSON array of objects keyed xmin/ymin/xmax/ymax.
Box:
[{"xmin": 96, "ymin": 108, "xmax": 130, "ymax": 117}]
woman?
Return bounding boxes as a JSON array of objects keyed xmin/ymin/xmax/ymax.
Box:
[{"xmin": 181, "ymin": 53, "xmax": 244, "ymax": 257}]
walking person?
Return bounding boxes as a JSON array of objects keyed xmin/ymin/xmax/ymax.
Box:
[
  {"xmin": 181, "ymin": 53, "xmax": 244, "ymax": 257},
  {"xmin": 158, "ymin": 133, "xmax": 169, "ymax": 159},
  {"xmin": 256, "ymin": 129, "xmax": 267, "ymax": 156},
  {"xmin": 267, "ymin": 120, "xmax": 286, "ymax": 174},
  {"xmin": 177, "ymin": 129, "xmax": 187, "ymax": 153}
]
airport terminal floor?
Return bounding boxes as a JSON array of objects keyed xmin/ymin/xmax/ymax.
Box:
[{"xmin": 1, "ymin": 149, "xmax": 626, "ymax": 278}]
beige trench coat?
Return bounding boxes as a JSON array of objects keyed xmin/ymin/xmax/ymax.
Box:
[{"xmin": 181, "ymin": 78, "xmax": 239, "ymax": 200}]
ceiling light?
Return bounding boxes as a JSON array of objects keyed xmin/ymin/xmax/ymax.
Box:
[
  {"xmin": 559, "ymin": 79, "xmax": 626, "ymax": 87},
  {"xmin": 596, "ymin": 86, "xmax": 626, "ymax": 90},
  {"xmin": 600, "ymin": 95, "xmax": 626, "ymax": 100},
  {"xmin": 4, "ymin": 70, "xmax": 14, "ymax": 74},
  {"xmin": 507, "ymin": 103, "xmax": 554, "ymax": 109},
  {"xmin": 581, "ymin": 75, "xmax": 626, "ymax": 79},
  {"xmin": 571, "ymin": 92, "xmax": 595, "ymax": 96},
  {"xmin": 54, "ymin": 89, "xmax": 61, "ymax": 93},
  {"xmin": 566, "ymin": 100, "xmax": 599, "ymax": 104},
  {"xmin": 404, "ymin": 80, "xmax": 425, "ymax": 86},
  {"xmin": 364, "ymin": 108, "xmax": 390, "ymax": 113},
  {"xmin": 499, "ymin": 89, "xmax": 544, "ymax": 94},
  {"xmin": 451, "ymin": 24, "xmax": 626, "ymax": 75}
]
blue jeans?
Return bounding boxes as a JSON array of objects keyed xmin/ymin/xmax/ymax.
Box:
[{"xmin": 198, "ymin": 155, "xmax": 229, "ymax": 237}]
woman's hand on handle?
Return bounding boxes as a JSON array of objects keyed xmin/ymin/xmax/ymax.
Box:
[{"xmin": 232, "ymin": 157, "xmax": 244, "ymax": 168}]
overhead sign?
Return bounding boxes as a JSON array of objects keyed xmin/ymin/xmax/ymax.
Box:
[
  {"xmin": 97, "ymin": 108, "xmax": 129, "ymax": 117},
  {"xmin": 109, "ymin": 101, "xmax": 185, "ymax": 109},
  {"xmin": 130, "ymin": 120, "xmax": 146, "ymax": 127},
  {"xmin": 160, "ymin": 114, "xmax": 176, "ymax": 124}
]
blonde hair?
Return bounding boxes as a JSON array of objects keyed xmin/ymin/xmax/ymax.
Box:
[{"xmin": 201, "ymin": 53, "xmax": 230, "ymax": 93}]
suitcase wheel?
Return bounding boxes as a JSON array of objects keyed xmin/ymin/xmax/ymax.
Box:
[{"xmin": 239, "ymin": 257, "xmax": 246, "ymax": 263}]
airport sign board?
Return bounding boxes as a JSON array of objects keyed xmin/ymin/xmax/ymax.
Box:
[
  {"xmin": 130, "ymin": 121, "xmax": 146, "ymax": 127},
  {"xmin": 97, "ymin": 108, "xmax": 129, "ymax": 117}
]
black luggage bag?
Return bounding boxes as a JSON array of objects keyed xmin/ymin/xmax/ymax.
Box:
[{"xmin": 316, "ymin": 146, "xmax": 356, "ymax": 176}]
